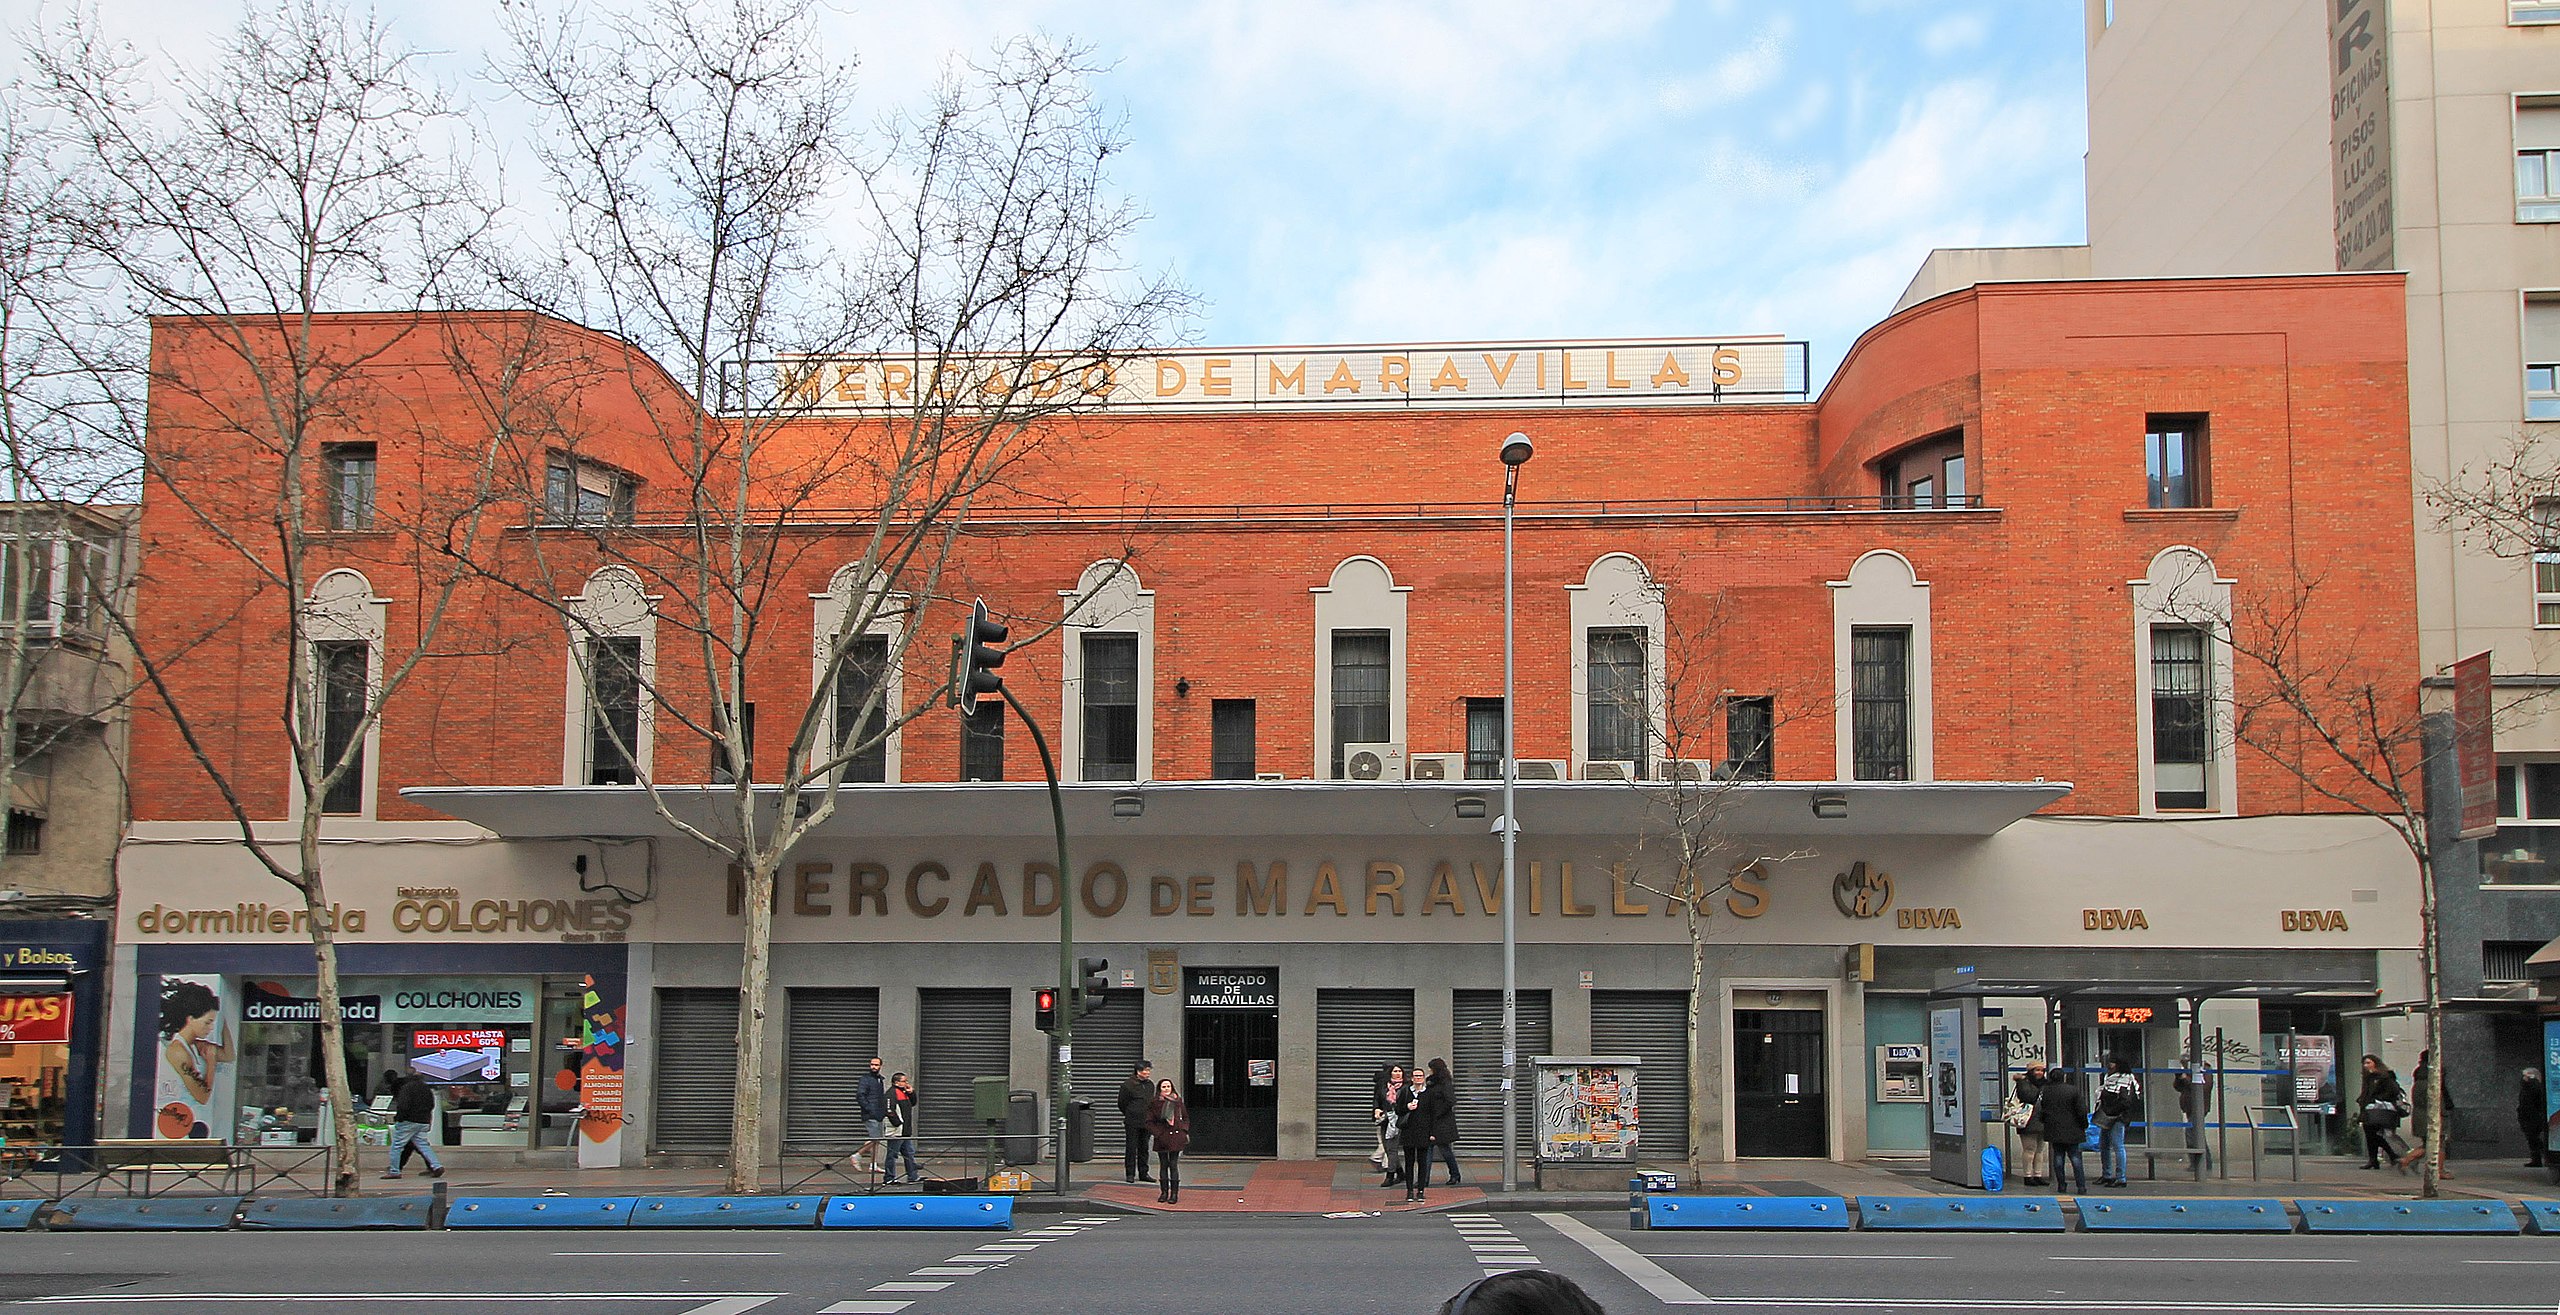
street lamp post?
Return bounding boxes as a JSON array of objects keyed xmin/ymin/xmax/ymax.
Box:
[{"xmin": 1498, "ymin": 431, "xmax": 1533, "ymax": 1194}]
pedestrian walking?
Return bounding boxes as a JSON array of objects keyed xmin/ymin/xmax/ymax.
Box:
[
  {"xmin": 1117, "ymin": 1060, "xmax": 1156, "ymax": 1184},
  {"xmin": 1435, "ymin": 1269, "xmax": 1606, "ymax": 1315},
  {"xmin": 2175, "ymin": 1061, "xmax": 2216, "ymax": 1172},
  {"xmin": 380, "ymin": 1070, "xmax": 443, "ymax": 1180},
  {"xmin": 884, "ymin": 1072, "xmax": 922, "ymax": 1183},
  {"xmin": 1144, "ymin": 1078, "xmax": 1190, "ymax": 1204},
  {"xmin": 848, "ymin": 1055, "xmax": 890, "ymax": 1176},
  {"xmin": 2520, "ymin": 1067, "xmax": 2548, "ymax": 1168},
  {"xmin": 2036, "ymin": 1064, "xmax": 2090, "ymax": 1194},
  {"xmin": 2007, "ymin": 1062, "xmax": 2049, "ymax": 1186},
  {"xmin": 2355, "ymin": 1053, "xmax": 2406, "ymax": 1169},
  {"xmin": 2093, "ymin": 1056, "xmax": 2141, "ymax": 1188},
  {"xmin": 1374, "ymin": 1064, "xmax": 1409, "ymax": 1187},
  {"xmin": 2398, "ymin": 1050, "xmax": 2453, "ymax": 1176},
  {"xmin": 1402, "ymin": 1058, "xmax": 1455, "ymax": 1202}
]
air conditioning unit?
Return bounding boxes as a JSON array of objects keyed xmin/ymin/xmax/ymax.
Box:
[
  {"xmin": 1342, "ymin": 741, "xmax": 1407, "ymax": 782},
  {"xmin": 1253, "ymin": 771, "xmax": 1287, "ymax": 782},
  {"xmin": 1407, "ymin": 752, "xmax": 1464, "ymax": 782},
  {"xmin": 1582, "ymin": 760, "xmax": 1640, "ymax": 782},
  {"xmin": 1653, "ymin": 759, "xmax": 1720, "ymax": 783},
  {"xmin": 1513, "ymin": 758, "xmax": 1568, "ymax": 782}
]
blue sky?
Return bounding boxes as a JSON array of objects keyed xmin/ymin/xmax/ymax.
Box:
[{"xmin": 8, "ymin": 1, "xmax": 2090, "ymax": 388}]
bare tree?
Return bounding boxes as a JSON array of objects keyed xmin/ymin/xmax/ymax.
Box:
[
  {"xmin": 497, "ymin": 0, "xmax": 1186, "ymax": 1192},
  {"xmin": 29, "ymin": 0, "xmax": 510, "ymax": 1193}
]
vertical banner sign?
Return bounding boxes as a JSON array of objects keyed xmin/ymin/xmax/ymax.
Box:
[
  {"xmin": 152, "ymin": 974, "xmax": 234, "ymax": 1140},
  {"xmin": 2328, "ymin": 0, "xmax": 2394, "ymax": 270},
  {"xmin": 574, "ymin": 974, "xmax": 627, "ymax": 1168},
  {"xmin": 2543, "ymin": 1019, "xmax": 2559, "ymax": 1157},
  {"xmin": 1928, "ymin": 1007, "xmax": 1963, "ymax": 1137},
  {"xmin": 2454, "ymin": 652, "xmax": 2498, "ymax": 840}
]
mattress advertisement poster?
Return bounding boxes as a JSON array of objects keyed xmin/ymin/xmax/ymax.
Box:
[
  {"xmin": 1928, "ymin": 1007, "xmax": 1963, "ymax": 1137},
  {"xmin": 152, "ymin": 973, "xmax": 234, "ymax": 1140},
  {"xmin": 411, "ymin": 1030, "xmax": 507, "ymax": 1085},
  {"xmin": 1533, "ymin": 1057, "xmax": 1640, "ymax": 1161}
]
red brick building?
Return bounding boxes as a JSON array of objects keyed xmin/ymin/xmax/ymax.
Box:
[{"xmin": 110, "ymin": 272, "xmax": 2424, "ymax": 1170}]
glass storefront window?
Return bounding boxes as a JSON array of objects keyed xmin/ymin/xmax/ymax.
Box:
[
  {"xmin": 230, "ymin": 976, "xmax": 541, "ymax": 1147},
  {"xmin": 0, "ymin": 1040, "xmax": 70, "ymax": 1146}
]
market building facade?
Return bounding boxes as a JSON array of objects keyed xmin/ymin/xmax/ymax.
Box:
[{"xmin": 110, "ymin": 271, "xmax": 2428, "ymax": 1167}]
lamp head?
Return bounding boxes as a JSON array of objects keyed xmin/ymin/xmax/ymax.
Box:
[{"xmin": 1499, "ymin": 432, "xmax": 1534, "ymax": 467}]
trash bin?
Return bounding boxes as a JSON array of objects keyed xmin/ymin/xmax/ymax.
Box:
[
  {"xmin": 1003, "ymin": 1089, "xmax": 1041, "ymax": 1165},
  {"xmin": 1067, "ymin": 1098, "xmax": 1094, "ymax": 1164}
]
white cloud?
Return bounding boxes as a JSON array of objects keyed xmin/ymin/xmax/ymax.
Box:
[{"xmin": 1921, "ymin": 13, "xmax": 1991, "ymax": 56}]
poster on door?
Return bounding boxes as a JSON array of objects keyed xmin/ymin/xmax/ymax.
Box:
[
  {"xmin": 1927, "ymin": 1007, "xmax": 1962, "ymax": 1137},
  {"xmin": 2276, "ymin": 1036, "xmax": 2338, "ymax": 1112},
  {"xmin": 574, "ymin": 974, "xmax": 626, "ymax": 1169},
  {"xmin": 1532, "ymin": 1057, "xmax": 1640, "ymax": 1161},
  {"xmin": 152, "ymin": 974, "xmax": 235, "ymax": 1140}
]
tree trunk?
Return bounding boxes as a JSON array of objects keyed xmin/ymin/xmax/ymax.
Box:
[
  {"xmin": 300, "ymin": 838, "xmax": 360, "ymax": 1196},
  {"xmin": 2416, "ymin": 852, "xmax": 2444, "ymax": 1199},
  {"xmin": 727, "ymin": 854, "xmax": 779, "ymax": 1194},
  {"xmin": 1685, "ymin": 897, "xmax": 1708, "ymax": 1187}
]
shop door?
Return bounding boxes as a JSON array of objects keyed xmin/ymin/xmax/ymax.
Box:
[
  {"xmin": 1057, "ymin": 989, "xmax": 1143, "ymax": 1164},
  {"xmin": 1591, "ymin": 990, "xmax": 1690, "ymax": 1158},
  {"xmin": 781, "ymin": 988, "xmax": 880, "ymax": 1154},
  {"xmin": 1183, "ymin": 968, "xmax": 1279, "ymax": 1156},
  {"xmin": 651, "ymin": 989, "xmax": 739, "ymax": 1154},
  {"xmin": 1453, "ymin": 989, "xmax": 1551, "ymax": 1155},
  {"xmin": 1314, "ymin": 989, "xmax": 1414, "ymax": 1157},
  {"xmin": 1733, "ymin": 1008, "xmax": 1828, "ymax": 1157},
  {"xmin": 915, "ymin": 988, "xmax": 1012, "ymax": 1142}
]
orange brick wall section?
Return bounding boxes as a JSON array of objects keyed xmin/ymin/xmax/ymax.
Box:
[{"xmin": 127, "ymin": 275, "xmax": 2414, "ymax": 824}]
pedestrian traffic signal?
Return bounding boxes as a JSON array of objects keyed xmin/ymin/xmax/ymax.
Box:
[
  {"xmin": 1035, "ymin": 986, "xmax": 1058, "ymax": 1032},
  {"xmin": 1075, "ymin": 956, "xmax": 1108, "ymax": 1016},
  {"xmin": 956, "ymin": 598, "xmax": 1008, "ymax": 709}
]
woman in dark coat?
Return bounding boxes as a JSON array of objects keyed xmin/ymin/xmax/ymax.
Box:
[
  {"xmin": 1143, "ymin": 1078, "xmax": 1191, "ymax": 1204},
  {"xmin": 1399, "ymin": 1061, "xmax": 1453, "ymax": 1202},
  {"xmin": 1374, "ymin": 1064, "xmax": 1409, "ymax": 1187},
  {"xmin": 1424, "ymin": 1058, "xmax": 1461, "ymax": 1186},
  {"xmin": 2356, "ymin": 1054, "xmax": 2405, "ymax": 1169}
]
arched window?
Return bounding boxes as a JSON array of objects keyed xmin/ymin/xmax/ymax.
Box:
[
  {"xmin": 1061, "ymin": 562, "xmax": 1153, "ymax": 782},
  {"xmin": 1567, "ymin": 553, "xmax": 1665, "ymax": 779},
  {"xmin": 300, "ymin": 570, "xmax": 384, "ymax": 819},
  {"xmin": 1829, "ymin": 551, "xmax": 1933, "ymax": 781},
  {"xmin": 2130, "ymin": 547, "xmax": 2236, "ymax": 814},
  {"xmin": 1311, "ymin": 556, "xmax": 1407, "ymax": 779},
  {"xmin": 813, "ymin": 567, "xmax": 907, "ymax": 784},
  {"xmin": 563, "ymin": 566, "xmax": 654, "ymax": 786}
]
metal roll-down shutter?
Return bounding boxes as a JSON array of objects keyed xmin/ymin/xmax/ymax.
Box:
[
  {"xmin": 1591, "ymin": 989, "xmax": 1690, "ymax": 1158},
  {"xmin": 651, "ymin": 988, "xmax": 740, "ymax": 1154},
  {"xmin": 916, "ymin": 987, "xmax": 1014, "ymax": 1142},
  {"xmin": 782, "ymin": 988, "xmax": 881, "ymax": 1154},
  {"xmin": 1315, "ymin": 989, "xmax": 1414, "ymax": 1156},
  {"xmin": 1453, "ymin": 989, "xmax": 1553, "ymax": 1157}
]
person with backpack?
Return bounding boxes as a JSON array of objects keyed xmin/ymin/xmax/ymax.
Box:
[
  {"xmin": 2094, "ymin": 1056, "xmax": 2142, "ymax": 1188},
  {"xmin": 2036, "ymin": 1063, "xmax": 2090, "ymax": 1193}
]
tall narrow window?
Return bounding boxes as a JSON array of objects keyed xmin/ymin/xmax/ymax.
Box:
[
  {"xmin": 1465, "ymin": 697, "xmax": 1505, "ymax": 780},
  {"xmin": 1210, "ymin": 699, "xmax": 1257, "ymax": 780},
  {"xmin": 1329, "ymin": 629, "xmax": 1389, "ymax": 777},
  {"xmin": 2530, "ymin": 296, "xmax": 2560, "ymax": 420},
  {"xmin": 834, "ymin": 635, "xmax": 889, "ymax": 783},
  {"xmin": 4, "ymin": 809, "xmax": 40, "ymax": 855},
  {"xmin": 2536, "ymin": 502, "xmax": 2560, "ymax": 626},
  {"xmin": 961, "ymin": 697, "xmax": 1004, "ymax": 782},
  {"xmin": 1850, "ymin": 627, "xmax": 1910, "ymax": 781},
  {"xmin": 3, "ymin": 541, "xmax": 54, "ymax": 624},
  {"xmin": 2150, "ymin": 625, "xmax": 2212, "ymax": 809},
  {"xmin": 1081, "ymin": 632, "xmax": 1139, "ymax": 781},
  {"xmin": 1724, "ymin": 695, "xmax": 1774, "ymax": 781},
  {"xmin": 2145, "ymin": 416, "xmax": 2208, "ymax": 508},
  {"xmin": 586, "ymin": 636, "xmax": 643, "ymax": 786},
  {"xmin": 316, "ymin": 639, "xmax": 369, "ymax": 814},
  {"xmin": 1586, "ymin": 626, "xmax": 1649, "ymax": 775},
  {"xmin": 2519, "ymin": 101, "xmax": 2560, "ymax": 220},
  {"xmin": 710, "ymin": 702, "xmax": 755, "ymax": 785},
  {"xmin": 325, "ymin": 443, "xmax": 376, "ymax": 531}
]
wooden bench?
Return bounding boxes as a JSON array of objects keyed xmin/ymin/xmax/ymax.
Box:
[{"xmin": 87, "ymin": 1139, "xmax": 237, "ymax": 1195}]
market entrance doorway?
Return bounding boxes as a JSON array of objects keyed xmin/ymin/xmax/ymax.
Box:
[
  {"xmin": 1181, "ymin": 967, "xmax": 1277, "ymax": 1156},
  {"xmin": 1732, "ymin": 1005, "xmax": 1828, "ymax": 1157}
]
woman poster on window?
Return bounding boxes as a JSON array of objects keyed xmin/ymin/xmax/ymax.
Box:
[{"xmin": 153, "ymin": 975, "xmax": 234, "ymax": 1140}]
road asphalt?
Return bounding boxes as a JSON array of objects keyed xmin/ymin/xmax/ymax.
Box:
[{"xmin": 3, "ymin": 1209, "xmax": 2556, "ymax": 1313}]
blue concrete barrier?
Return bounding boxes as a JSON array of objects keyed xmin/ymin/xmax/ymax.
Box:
[
  {"xmin": 240, "ymin": 1196, "xmax": 433, "ymax": 1230},
  {"xmin": 1647, "ymin": 1196, "xmax": 1851, "ymax": 1230},
  {"xmin": 0, "ymin": 1199, "xmax": 47, "ymax": 1230},
  {"xmin": 2523, "ymin": 1200, "xmax": 2560, "ymax": 1235},
  {"xmin": 1857, "ymin": 1196, "xmax": 2066, "ymax": 1231},
  {"xmin": 631, "ymin": 1196, "xmax": 824, "ymax": 1228},
  {"xmin": 46, "ymin": 1197, "xmax": 243, "ymax": 1231},
  {"xmin": 446, "ymin": 1196, "xmax": 638, "ymax": 1228},
  {"xmin": 821, "ymin": 1195, "xmax": 1012, "ymax": 1230},
  {"xmin": 2078, "ymin": 1198, "xmax": 2292, "ymax": 1233},
  {"xmin": 2298, "ymin": 1200, "xmax": 2521, "ymax": 1235}
]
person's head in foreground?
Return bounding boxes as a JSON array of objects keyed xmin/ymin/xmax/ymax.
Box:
[{"xmin": 1437, "ymin": 1269, "xmax": 1605, "ymax": 1315}]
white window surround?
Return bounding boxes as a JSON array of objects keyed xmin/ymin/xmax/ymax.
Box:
[
  {"xmin": 294, "ymin": 568, "xmax": 387, "ymax": 823},
  {"xmin": 2129, "ymin": 545, "xmax": 2238, "ymax": 817},
  {"xmin": 1311, "ymin": 555, "xmax": 1409, "ymax": 779},
  {"xmin": 811, "ymin": 566, "xmax": 908, "ymax": 783},
  {"xmin": 1566, "ymin": 552, "xmax": 1667, "ymax": 773},
  {"xmin": 1060, "ymin": 561, "xmax": 1154, "ymax": 783},
  {"xmin": 1828, "ymin": 550, "xmax": 1934, "ymax": 782},
  {"xmin": 561, "ymin": 565, "xmax": 657, "ymax": 787},
  {"xmin": 2526, "ymin": 291, "xmax": 2560, "ymax": 421}
]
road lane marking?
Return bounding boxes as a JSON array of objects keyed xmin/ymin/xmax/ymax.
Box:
[
  {"xmin": 818, "ymin": 1303, "xmax": 910, "ymax": 1315},
  {"xmin": 1644, "ymin": 1251, "xmax": 1950, "ymax": 1261},
  {"xmin": 680, "ymin": 1302, "xmax": 777, "ymax": 1315},
  {"xmin": 1638, "ymin": 1301, "xmax": 2543, "ymax": 1312},
  {"xmin": 910, "ymin": 1267, "xmax": 987, "ymax": 1276},
  {"xmin": 867, "ymin": 1282, "xmax": 951, "ymax": 1293},
  {"xmin": 2463, "ymin": 1258, "xmax": 2560, "ymax": 1264},
  {"xmin": 1536, "ymin": 1211, "xmax": 1716, "ymax": 1306},
  {"xmin": 2047, "ymin": 1256, "xmax": 2356, "ymax": 1264},
  {"xmin": 553, "ymin": 1252, "xmax": 782, "ymax": 1257},
  {"xmin": 22, "ymin": 1298, "xmax": 786, "ymax": 1306}
]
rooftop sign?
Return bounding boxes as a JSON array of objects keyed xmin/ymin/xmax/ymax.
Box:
[{"xmin": 749, "ymin": 338, "xmax": 1809, "ymax": 413}]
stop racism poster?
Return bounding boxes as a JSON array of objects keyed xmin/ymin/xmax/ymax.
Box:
[{"xmin": 152, "ymin": 974, "xmax": 235, "ymax": 1140}]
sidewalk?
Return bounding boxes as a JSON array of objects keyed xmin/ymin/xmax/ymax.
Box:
[{"xmin": 323, "ymin": 1152, "xmax": 2555, "ymax": 1215}]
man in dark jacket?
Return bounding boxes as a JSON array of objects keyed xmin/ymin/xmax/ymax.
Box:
[
  {"xmin": 382, "ymin": 1071, "xmax": 443, "ymax": 1180},
  {"xmin": 853, "ymin": 1056, "xmax": 889, "ymax": 1176},
  {"xmin": 2522, "ymin": 1068, "xmax": 2548, "ymax": 1168},
  {"xmin": 2036, "ymin": 1067, "xmax": 2091, "ymax": 1194},
  {"xmin": 1116, "ymin": 1060, "xmax": 1155, "ymax": 1184}
]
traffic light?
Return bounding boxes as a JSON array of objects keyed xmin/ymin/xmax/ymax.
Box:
[
  {"xmin": 1075, "ymin": 957, "xmax": 1108, "ymax": 1017},
  {"xmin": 1035, "ymin": 986, "xmax": 1058, "ymax": 1032},
  {"xmin": 955, "ymin": 598, "xmax": 1008, "ymax": 709}
]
